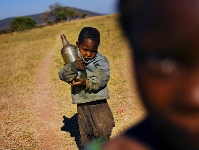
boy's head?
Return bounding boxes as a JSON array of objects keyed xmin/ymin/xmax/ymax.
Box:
[
  {"xmin": 119, "ymin": 0, "xmax": 199, "ymax": 145},
  {"xmin": 76, "ymin": 27, "xmax": 100, "ymax": 61}
]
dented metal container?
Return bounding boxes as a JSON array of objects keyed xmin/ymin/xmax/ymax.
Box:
[{"xmin": 60, "ymin": 34, "xmax": 87, "ymax": 80}]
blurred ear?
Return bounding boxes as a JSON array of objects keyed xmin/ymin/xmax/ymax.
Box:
[{"xmin": 76, "ymin": 41, "xmax": 79, "ymax": 48}]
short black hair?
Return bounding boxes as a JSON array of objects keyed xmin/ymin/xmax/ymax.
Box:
[{"xmin": 78, "ymin": 27, "xmax": 100, "ymax": 45}]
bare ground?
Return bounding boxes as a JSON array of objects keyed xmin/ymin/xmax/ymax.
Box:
[{"xmin": 31, "ymin": 38, "xmax": 65, "ymax": 149}]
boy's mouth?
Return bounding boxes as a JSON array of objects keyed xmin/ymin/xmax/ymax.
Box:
[{"xmin": 84, "ymin": 58, "xmax": 91, "ymax": 61}]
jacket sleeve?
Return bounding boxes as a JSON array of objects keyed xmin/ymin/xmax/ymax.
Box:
[
  {"xmin": 58, "ymin": 61, "xmax": 79, "ymax": 83},
  {"xmin": 87, "ymin": 58, "xmax": 110, "ymax": 91}
]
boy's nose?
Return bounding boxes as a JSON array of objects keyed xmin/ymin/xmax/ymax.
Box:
[
  {"xmin": 87, "ymin": 51, "xmax": 92, "ymax": 57},
  {"xmin": 178, "ymin": 69, "xmax": 199, "ymax": 107}
]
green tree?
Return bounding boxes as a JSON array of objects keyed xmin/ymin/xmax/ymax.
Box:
[
  {"xmin": 11, "ymin": 17, "xmax": 36, "ymax": 31},
  {"xmin": 54, "ymin": 6, "xmax": 81, "ymax": 21},
  {"xmin": 40, "ymin": 3, "xmax": 83, "ymax": 23}
]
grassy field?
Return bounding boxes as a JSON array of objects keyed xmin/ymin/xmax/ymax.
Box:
[{"xmin": 0, "ymin": 14, "xmax": 146, "ymax": 149}]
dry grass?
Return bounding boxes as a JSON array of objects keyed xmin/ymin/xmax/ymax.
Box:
[{"xmin": 0, "ymin": 14, "xmax": 146, "ymax": 149}]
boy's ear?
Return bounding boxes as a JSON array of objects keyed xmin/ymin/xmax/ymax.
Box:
[{"xmin": 76, "ymin": 41, "xmax": 79, "ymax": 48}]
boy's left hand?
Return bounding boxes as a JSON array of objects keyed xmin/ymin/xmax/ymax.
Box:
[{"xmin": 70, "ymin": 77, "xmax": 86, "ymax": 87}]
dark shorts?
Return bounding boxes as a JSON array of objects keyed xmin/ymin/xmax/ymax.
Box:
[{"xmin": 77, "ymin": 99, "xmax": 115, "ymax": 146}]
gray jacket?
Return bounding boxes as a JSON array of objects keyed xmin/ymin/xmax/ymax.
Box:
[{"xmin": 58, "ymin": 50, "xmax": 110, "ymax": 104}]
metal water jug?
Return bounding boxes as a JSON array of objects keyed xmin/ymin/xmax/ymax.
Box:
[{"xmin": 60, "ymin": 34, "xmax": 87, "ymax": 81}]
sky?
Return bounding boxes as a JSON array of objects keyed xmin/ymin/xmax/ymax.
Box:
[{"xmin": 0, "ymin": 0, "xmax": 118, "ymax": 20}]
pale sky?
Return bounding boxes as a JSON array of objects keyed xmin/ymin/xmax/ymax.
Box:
[{"xmin": 0, "ymin": 0, "xmax": 118, "ymax": 20}]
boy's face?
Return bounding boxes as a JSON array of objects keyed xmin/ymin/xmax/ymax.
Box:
[
  {"xmin": 132, "ymin": 1, "xmax": 199, "ymax": 137},
  {"xmin": 77, "ymin": 38, "xmax": 98, "ymax": 61}
]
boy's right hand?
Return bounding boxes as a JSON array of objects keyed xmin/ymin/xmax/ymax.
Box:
[
  {"xmin": 70, "ymin": 77, "xmax": 86, "ymax": 87},
  {"xmin": 75, "ymin": 59, "xmax": 85, "ymax": 70}
]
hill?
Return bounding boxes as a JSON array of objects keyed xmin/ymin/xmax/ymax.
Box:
[{"xmin": 0, "ymin": 7, "xmax": 103, "ymax": 29}]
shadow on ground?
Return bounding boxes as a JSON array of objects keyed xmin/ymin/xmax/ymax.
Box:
[{"xmin": 61, "ymin": 114, "xmax": 82, "ymax": 149}]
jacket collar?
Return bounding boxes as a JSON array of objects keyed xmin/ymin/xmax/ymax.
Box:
[{"xmin": 77, "ymin": 48, "xmax": 97, "ymax": 64}]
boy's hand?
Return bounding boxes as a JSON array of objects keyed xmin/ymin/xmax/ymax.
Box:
[
  {"xmin": 75, "ymin": 59, "xmax": 85, "ymax": 70},
  {"xmin": 70, "ymin": 77, "xmax": 86, "ymax": 87}
]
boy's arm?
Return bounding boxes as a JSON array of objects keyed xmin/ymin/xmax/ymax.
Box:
[
  {"xmin": 87, "ymin": 59, "xmax": 110, "ymax": 91},
  {"xmin": 58, "ymin": 61, "xmax": 79, "ymax": 84}
]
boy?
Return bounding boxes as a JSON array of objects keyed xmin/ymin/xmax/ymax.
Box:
[
  {"xmin": 99, "ymin": 0, "xmax": 199, "ymax": 149},
  {"xmin": 58, "ymin": 27, "xmax": 115, "ymax": 149}
]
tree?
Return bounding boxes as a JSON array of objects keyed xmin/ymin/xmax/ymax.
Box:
[
  {"xmin": 11, "ymin": 17, "xmax": 36, "ymax": 31},
  {"xmin": 40, "ymin": 11, "xmax": 51, "ymax": 22},
  {"xmin": 81, "ymin": 13, "xmax": 87, "ymax": 19},
  {"xmin": 49, "ymin": 3, "xmax": 63, "ymax": 22},
  {"xmin": 54, "ymin": 6, "xmax": 82, "ymax": 21},
  {"xmin": 40, "ymin": 3, "xmax": 83, "ymax": 23}
]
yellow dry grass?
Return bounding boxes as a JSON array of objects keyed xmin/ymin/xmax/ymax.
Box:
[{"xmin": 0, "ymin": 14, "xmax": 146, "ymax": 149}]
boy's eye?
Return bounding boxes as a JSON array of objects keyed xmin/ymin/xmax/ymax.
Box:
[
  {"xmin": 91, "ymin": 50, "xmax": 98, "ymax": 52},
  {"xmin": 83, "ymin": 49, "xmax": 88, "ymax": 52},
  {"xmin": 145, "ymin": 56, "xmax": 176, "ymax": 74},
  {"xmin": 142, "ymin": 54, "xmax": 188, "ymax": 75},
  {"xmin": 83, "ymin": 49, "xmax": 97, "ymax": 53}
]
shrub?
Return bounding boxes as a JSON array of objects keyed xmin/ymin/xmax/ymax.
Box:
[{"xmin": 11, "ymin": 17, "xmax": 36, "ymax": 31}]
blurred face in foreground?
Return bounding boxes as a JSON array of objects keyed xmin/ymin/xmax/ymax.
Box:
[{"xmin": 121, "ymin": 0, "xmax": 199, "ymax": 145}]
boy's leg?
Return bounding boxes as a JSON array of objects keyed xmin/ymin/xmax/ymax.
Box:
[
  {"xmin": 77, "ymin": 106, "xmax": 91, "ymax": 148},
  {"xmin": 93, "ymin": 100, "xmax": 115, "ymax": 139},
  {"xmin": 77, "ymin": 100, "xmax": 115, "ymax": 146}
]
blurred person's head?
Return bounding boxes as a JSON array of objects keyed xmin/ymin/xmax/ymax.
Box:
[{"xmin": 119, "ymin": 0, "xmax": 199, "ymax": 147}]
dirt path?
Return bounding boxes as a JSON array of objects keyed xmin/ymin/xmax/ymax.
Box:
[{"xmin": 32, "ymin": 37, "xmax": 62, "ymax": 149}]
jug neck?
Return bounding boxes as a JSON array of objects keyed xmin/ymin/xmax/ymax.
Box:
[{"xmin": 60, "ymin": 34, "xmax": 69, "ymax": 46}]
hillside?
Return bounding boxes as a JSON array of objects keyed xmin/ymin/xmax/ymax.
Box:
[
  {"xmin": 0, "ymin": 7, "xmax": 103, "ymax": 29},
  {"xmin": 0, "ymin": 14, "xmax": 146, "ymax": 149}
]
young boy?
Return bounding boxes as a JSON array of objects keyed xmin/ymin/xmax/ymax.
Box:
[
  {"xmin": 58, "ymin": 27, "xmax": 115, "ymax": 149},
  {"xmin": 96, "ymin": 0, "xmax": 199, "ymax": 149}
]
